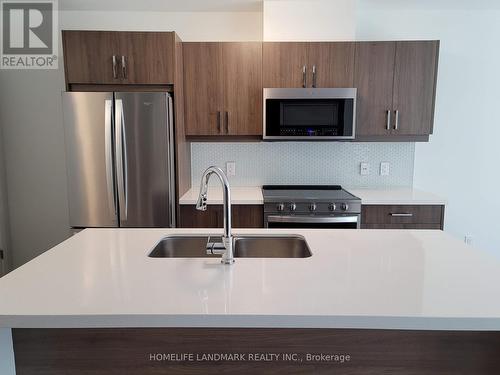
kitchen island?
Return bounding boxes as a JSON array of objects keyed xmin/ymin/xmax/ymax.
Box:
[{"xmin": 1, "ymin": 228, "xmax": 500, "ymax": 374}]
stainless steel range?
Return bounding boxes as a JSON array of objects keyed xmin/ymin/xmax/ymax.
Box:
[{"xmin": 263, "ymin": 185, "xmax": 361, "ymax": 229}]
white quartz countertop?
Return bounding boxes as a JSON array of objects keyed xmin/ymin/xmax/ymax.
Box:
[
  {"xmin": 0, "ymin": 228, "xmax": 498, "ymax": 330},
  {"xmin": 179, "ymin": 186, "xmax": 446, "ymax": 205},
  {"xmin": 180, "ymin": 186, "xmax": 264, "ymax": 205}
]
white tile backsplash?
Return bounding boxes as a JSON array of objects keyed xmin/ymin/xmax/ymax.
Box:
[{"xmin": 191, "ymin": 142, "xmax": 415, "ymax": 188}]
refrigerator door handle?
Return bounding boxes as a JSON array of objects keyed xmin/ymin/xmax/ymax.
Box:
[
  {"xmin": 104, "ymin": 99, "xmax": 116, "ymax": 217},
  {"xmin": 115, "ymin": 99, "xmax": 128, "ymax": 222},
  {"xmin": 166, "ymin": 94, "xmax": 176, "ymax": 227}
]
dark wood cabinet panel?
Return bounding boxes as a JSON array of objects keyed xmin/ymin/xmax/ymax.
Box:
[
  {"xmin": 14, "ymin": 328, "xmax": 500, "ymax": 375},
  {"xmin": 179, "ymin": 205, "xmax": 263, "ymax": 228},
  {"xmin": 263, "ymin": 42, "xmax": 308, "ymax": 88},
  {"xmin": 183, "ymin": 43, "xmax": 223, "ymax": 136},
  {"xmin": 63, "ymin": 31, "xmax": 175, "ymax": 86},
  {"xmin": 361, "ymin": 205, "xmax": 444, "ymax": 230},
  {"xmin": 354, "ymin": 41, "xmax": 439, "ymax": 140},
  {"xmin": 392, "ymin": 41, "xmax": 439, "ymax": 136},
  {"xmin": 117, "ymin": 32, "xmax": 174, "ymax": 84},
  {"xmin": 183, "ymin": 42, "xmax": 262, "ymax": 137},
  {"xmin": 354, "ymin": 42, "xmax": 396, "ymax": 137},
  {"xmin": 63, "ymin": 31, "xmax": 120, "ymax": 85},
  {"xmin": 232, "ymin": 205, "xmax": 264, "ymax": 228},
  {"xmin": 307, "ymin": 42, "xmax": 355, "ymax": 87},
  {"xmin": 263, "ymin": 42, "xmax": 355, "ymax": 88},
  {"xmin": 179, "ymin": 204, "xmax": 220, "ymax": 228},
  {"xmin": 222, "ymin": 42, "xmax": 262, "ymax": 136}
]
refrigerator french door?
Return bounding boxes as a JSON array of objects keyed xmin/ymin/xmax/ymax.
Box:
[{"xmin": 62, "ymin": 92, "xmax": 176, "ymax": 228}]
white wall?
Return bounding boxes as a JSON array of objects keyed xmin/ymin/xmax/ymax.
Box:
[
  {"xmin": 60, "ymin": 11, "xmax": 263, "ymax": 40},
  {"xmin": 0, "ymin": 124, "xmax": 11, "ymax": 275},
  {"xmin": 356, "ymin": 1, "xmax": 500, "ymax": 254},
  {"xmin": 263, "ymin": 0, "xmax": 356, "ymax": 41},
  {"xmin": 0, "ymin": 11, "xmax": 262, "ymax": 268}
]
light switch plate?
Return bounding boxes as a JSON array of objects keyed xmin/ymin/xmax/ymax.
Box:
[
  {"xmin": 226, "ymin": 161, "xmax": 236, "ymax": 177},
  {"xmin": 360, "ymin": 162, "xmax": 370, "ymax": 175},
  {"xmin": 380, "ymin": 162, "xmax": 390, "ymax": 176}
]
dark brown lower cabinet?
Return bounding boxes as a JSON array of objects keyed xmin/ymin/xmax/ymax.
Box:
[
  {"xmin": 13, "ymin": 328, "xmax": 500, "ymax": 375},
  {"xmin": 361, "ymin": 205, "xmax": 445, "ymax": 230},
  {"xmin": 179, "ymin": 205, "xmax": 264, "ymax": 228}
]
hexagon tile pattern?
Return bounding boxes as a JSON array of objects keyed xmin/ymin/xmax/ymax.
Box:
[{"xmin": 191, "ymin": 142, "xmax": 415, "ymax": 188}]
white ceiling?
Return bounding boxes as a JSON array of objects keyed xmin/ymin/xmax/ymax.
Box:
[{"xmin": 59, "ymin": 0, "xmax": 263, "ymax": 12}]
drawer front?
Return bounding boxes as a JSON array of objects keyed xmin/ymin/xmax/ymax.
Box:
[
  {"xmin": 361, "ymin": 223, "xmax": 442, "ymax": 230},
  {"xmin": 362, "ymin": 205, "xmax": 444, "ymax": 227}
]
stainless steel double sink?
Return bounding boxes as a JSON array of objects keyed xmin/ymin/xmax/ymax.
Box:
[{"xmin": 148, "ymin": 235, "xmax": 312, "ymax": 259}]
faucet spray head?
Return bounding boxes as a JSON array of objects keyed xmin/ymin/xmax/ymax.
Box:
[
  {"xmin": 196, "ymin": 173, "xmax": 210, "ymax": 211},
  {"xmin": 196, "ymin": 193, "xmax": 208, "ymax": 211}
]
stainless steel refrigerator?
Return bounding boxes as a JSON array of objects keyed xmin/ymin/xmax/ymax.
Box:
[{"xmin": 62, "ymin": 92, "xmax": 176, "ymax": 228}]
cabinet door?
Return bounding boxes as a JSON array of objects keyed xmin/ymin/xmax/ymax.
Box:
[
  {"xmin": 307, "ymin": 42, "xmax": 355, "ymax": 87},
  {"xmin": 222, "ymin": 43, "xmax": 263, "ymax": 136},
  {"xmin": 392, "ymin": 41, "xmax": 439, "ymax": 136},
  {"xmin": 353, "ymin": 42, "xmax": 396, "ymax": 137},
  {"xmin": 179, "ymin": 205, "xmax": 220, "ymax": 228},
  {"xmin": 179, "ymin": 205, "xmax": 264, "ymax": 228},
  {"xmin": 63, "ymin": 31, "xmax": 120, "ymax": 84},
  {"xmin": 118, "ymin": 32, "xmax": 174, "ymax": 85},
  {"xmin": 183, "ymin": 43, "xmax": 223, "ymax": 136},
  {"xmin": 263, "ymin": 42, "xmax": 308, "ymax": 88}
]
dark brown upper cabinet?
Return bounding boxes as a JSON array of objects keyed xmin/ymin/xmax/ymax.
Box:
[
  {"xmin": 62, "ymin": 31, "xmax": 175, "ymax": 85},
  {"xmin": 63, "ymin": 31, "xmax": 120, "ymax": 85},
  {"xmin": 263, "ymin": 42, "xmax": 355, "ymax": 88},
  {"xmin": 183, "ymin": 42, "xmax": 262, "ymax": 137},
  {"xmin": 354, "ymin": 41, "xmax": 439, "ymax": 140}
]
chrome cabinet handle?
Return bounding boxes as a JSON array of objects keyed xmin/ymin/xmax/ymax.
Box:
[
  {"xmin": 112, "ymin": 55, "xmax": 118, "ymax": 79},
  {"xmin": 121, "ymin": 56, "xmax": 127, "ymax": 79},
  {"xmin": 386, "ymin": 110, "xmax": 391, "ymax": 130},
  {"xmin": 225, "ymin": 111, "xmax": 229, "ymax": 134},
  {"xmin": 312, "ymin": 65, "xmax": 317, "ymax": 88},
  {"xmin": 394, "ymin": 110, "xmax": 399, "ymax": 130},
  {"xmin": 390, "ymin": 213, "xmax": 413, "ymax": 217},
  {"xmin": 302, "ymin": 65, "xmax": 307, "ymax": 88},
  {"xmin": 104, "ymin": 99, "xmax": 116, "ymax": 217},
  {"xmin": 216, "ymin": 111, "xmax": 221, "ymax": 133}
]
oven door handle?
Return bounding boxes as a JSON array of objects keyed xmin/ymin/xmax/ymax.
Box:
[{"xmin": 266, "ymin": 215, "xmax": 359, "ymax": 224}]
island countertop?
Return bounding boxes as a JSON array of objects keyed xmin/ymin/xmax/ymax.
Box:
[{"xmin": 0, "ymin": 228, "xmax": 498, "ymax": 330}]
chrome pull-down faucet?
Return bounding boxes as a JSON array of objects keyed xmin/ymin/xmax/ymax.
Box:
[{"xmin": 196, "ymin": 166, "xmax": 234, "ymax": 264}]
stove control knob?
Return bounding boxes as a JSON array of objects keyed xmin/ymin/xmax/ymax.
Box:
[
  {"xmin": 276, "ymin": 203, "xmax": 285, "ymax": 212},
  {"xmin": 309, "ymin": 203, "xmax": 317, "ymax": 212},
  {"xmin": 341, "ymin": 203, "xmax": 349, "ymax": 211},
  {"xmin": 329, "ymin": 203, "xmax": 336, "ymax": 211},
  {"xmin": 289, "ymin": 203, "xmax": 297, "ymax": 212}
]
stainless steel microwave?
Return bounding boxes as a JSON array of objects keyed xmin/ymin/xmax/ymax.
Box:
[{"xmin": 263, "ymin": 88, "xmax": 357, "ymax": 140}]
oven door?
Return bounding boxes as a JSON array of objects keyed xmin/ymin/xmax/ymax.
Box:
[{"xmin": 265, "ymin": 215, "xmax": 360, "ymax": 229}]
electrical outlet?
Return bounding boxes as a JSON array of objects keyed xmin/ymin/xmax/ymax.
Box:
[
  {"xmin": 226, "ymin": 161, "xmax": 236, "ymax": 177},
  {"xmin": 464, "ymin": 235, "xmax": 474, "ymax": 246},
  {"xmin": 380, "ymin": 162, "xmax": 390, "ymax": 176},
  {"xmin": 360, "ymin": 162, "xmax": 370, "ymax": 175}
]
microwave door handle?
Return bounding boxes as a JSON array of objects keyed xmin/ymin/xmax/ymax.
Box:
[{"xmin": 302, "ymin": 65, "xmax": 307, "ymax": 88}]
